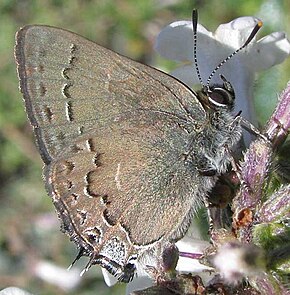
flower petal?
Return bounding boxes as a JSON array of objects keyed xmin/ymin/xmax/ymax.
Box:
[
  {"xmin": 34, "ymin": 260, "xmax": 81, "ymax": 290},
  {"xmin": 170, "ymin": 64, "xmax": 200, "ymax": 87},
  {"xmin": 126, "ymin": 275, "xmax": 153, "ymax": 295},
  {"xmin": 101, "ymin": 268, "xmax": 118, "ymax": 287},
  {"xmin": 249, "ymin": 32, "xmax": 290, "ymax": 71},
  {"xmin": 215, "ymin": 16, "xmax": 262, "ymax": 48},
  {"xmin": 155, "ymin": 20, "xmax": 213, "ymax": 62},
  {"xmin": 176, "ymin": 236, "xmax": 211, "ymax": 273}
]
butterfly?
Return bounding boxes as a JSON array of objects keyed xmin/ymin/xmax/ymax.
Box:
[{"xmin": 14, "ymin": 10, "xmax": 260, "ymax": 282}]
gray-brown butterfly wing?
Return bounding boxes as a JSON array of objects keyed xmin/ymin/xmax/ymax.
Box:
[{"xmin": 15, "ymin": 25, "xmax": 207, "ymax": 280}]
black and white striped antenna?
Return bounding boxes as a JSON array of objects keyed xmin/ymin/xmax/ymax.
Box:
[{"xmin": 192, "ymin": 9, "xmax": 263, "ymax": 88}]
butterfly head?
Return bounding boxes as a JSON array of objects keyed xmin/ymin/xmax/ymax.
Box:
[{"xmin": 197, "ymin": 75, "xmax": 235, "ymax": 112}]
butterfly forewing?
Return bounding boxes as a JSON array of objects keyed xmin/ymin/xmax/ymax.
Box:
[{"xmin": 15, "ymin": 25, "xmax": 205, "ymax": 164}]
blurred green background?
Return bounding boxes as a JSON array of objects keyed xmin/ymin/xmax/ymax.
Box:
[{"xmin": 0, "ymin": 0, "xmax": 289, "ymax": 294}]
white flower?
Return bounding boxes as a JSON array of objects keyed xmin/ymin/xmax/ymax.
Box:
[
  {"xmin": 33, "ymin": 260, "xmax": 81, "ymax": 291},
  {"xmin": 155, "ymin": 16, "xmax": 290, "ymax": 143},
  {"xmin": 0, "ymin": 287, "xmax": 33, "ymax": 295},
  {"xmin": 213, "ymin": 241, "xmax": 265, "ymax": 284}
]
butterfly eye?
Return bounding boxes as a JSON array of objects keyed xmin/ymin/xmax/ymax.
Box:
[{"xmin": 208, "ymin": 87, "xmax": 234, "ymax": 108}]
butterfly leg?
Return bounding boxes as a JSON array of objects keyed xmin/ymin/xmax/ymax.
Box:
[{"xmin": 240, "ymin": 117, "xmax": 269, "ymax": 142}]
